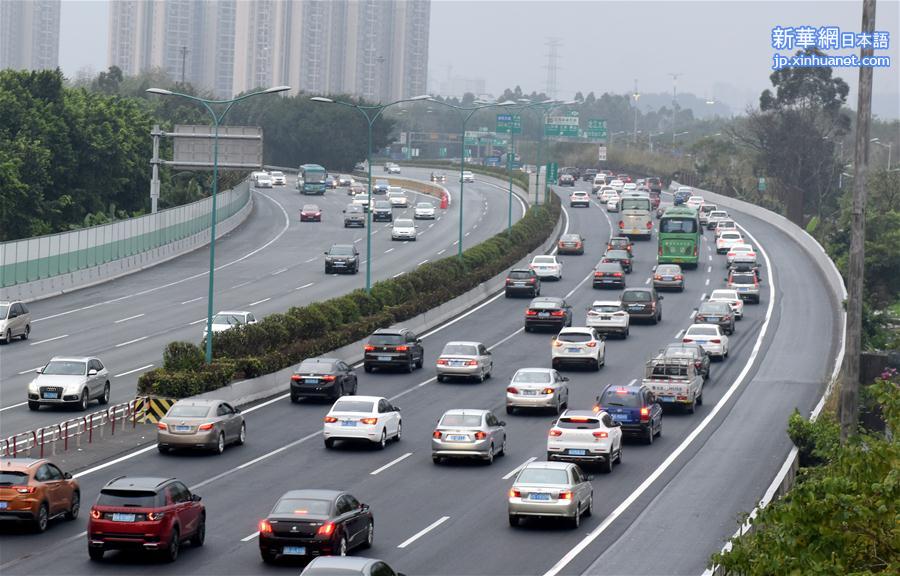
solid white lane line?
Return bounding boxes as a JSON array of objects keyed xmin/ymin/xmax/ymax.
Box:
[
  {"xmin": 18, "ymin": 366, "xmax": 43, "ymax": 375},
  {"xmin": 675, "ymin": 329, "xmax": 685, "ymax": 339},
  {"xmin": 397, "ymin": 516, "xmax": 450, "ymax": 549},
  {"xmin": 272, "ymin": 268, "xmax": 288, "ymax": 275},
  {"xmin": 241, "ymin": 531, "xmax": 259, "ymax": 542},
  {"xmin": 296, "ymin": 283, "xmax": 314, "ymax": 290},
  {"xmin": 370, "ymin": 452, "xmax": 413, "ymax": 475},
  {"xmin": 502, "ymin": 457, "xmax": 538, "ymax": 480},
  {"xmin": 393, "ymin": 272, "xmax": 404, "ymax": 278},
  {"xmin": 115, "ymin": 336, "xmax": 147, "ymax": 348},
  {"xmin": 29, "ymin": 334, "xmax": 68, "ymax": 346},
  {"xmin": 189, "ymin": 318, "xmax": 206, "ymax": 325},
  {"xmin": 644, "ymin": 278, "xmax": 651, "ymax": 284},
  {"xmin": 114, "ymin": 313, "xmax": 145, "ymax": 324},
  {"xmin": 249, "ymin": 297, "xmax": 271, "ymax": 306},
  {"xmin": 0, "ymin": 402, "xmax": 28, "ymax": 412},
  {"xmin": 385, "ymin": 248, "xmax": 395, "ymax": 253},
  {"xmin": 114, "ymin": 364, "xmax": 154, "ymax": 378},
  {"xmin": 232, "ymin": 280, "xmax": 252, "ymax": 289},
  {"xmin": 437, "ymin": 249, "xmax": 446, "ymax": 255},
  {"xmin": 418, "ymin": 260, "xmax": 429, "ymax": 266},
  {"xmin": 181, "ymin": 297, "xmax": 203, "ymax": 305}
]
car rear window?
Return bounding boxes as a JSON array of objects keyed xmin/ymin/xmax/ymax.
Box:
[
  {"xmin": 512, "ymin": 371, "xmax": 551, "ymax": 384},
  {"xmin": 516, "ymin": 468, "xmax": 569, "ymax": 484},
  {"xmin": 558, "ymin": 417, "xmax": 601, "ymax": 429},
  {"xmin": 557, "ymin": 332, "xmax": 592, "ymax": 343},
  {"xmin": 731, "ymin": 274, "xmax": 756, "ymax": 284},
  {"xmin": 660, "ymin": 218, "xmax": 698, "ymax": 233},
  {"xmin": 699, "ymin": 303, "xmax": 729, "ymax": 315},
  {"xmin": 530, "ymin": 300, "xmax": 562, "ymax": 310},
  {"xmin": 508, "ymin": 271, "xmax": 533, "ymax": 279},
  {"xmin": 688, "ymin": 326, "xmax": 719, "ymax": 337},
  {"xmin": 591, "ymin": 304, "xmax": 621, "ymax": 313},
  {"xmin": 42, "ymin": 361, "xmax": 86, "ymax": 376},
  {"xmin": 532, "ymin": 257, "xmax": 555, "ymax": 264},
  {"xmin": 710, "ymin": 291, "xmax": 736, "ymax": 300},
  {"xmin": 605, "ymin": 250, "xmax": 629, "ymax": 259},
  {"xmin": 97, "ymin": 490, "xmax": 160, "ymax": 508},
  {"xmin": 374, "ymin": 201, "xmax": 390, "ymax": 209},
  {"xmin": 394, "ymin": 219, "xmax": 414, "ymax": 227},
  {"xmin": 621, "ymin": 291, "xmax": 651, "ymax": 303},
  {"xmin": 721, "ymin": 233, "xmax": 742, "ymax": 240},
  {"xmin": 272, "ymin": 498, "xmax": 331, "ymax": 516},
  {"xmin": 441, "ymin": 344, "xmax": 478, "ymax": 356},
  {"xmin": 0, "ymin": 471, "xmax": 29, "ymax": 485},
  {"xmin": 302, "ymin": 205, "xmax": 319, "ymax": 211},
  {"xmin": 417, "ymin": 202, "xmax": 433, "ymax": 208},
  {"xmin": 657, "ymin": 265, "xmax": 681, "ymax": 275},
  {"xmin": 368, "ymin": 334, "xmax": 404, "ymax": 346},
  {"xmin": 331, "ymin": 400, "xmax": 375, "ymax": 413},
  {"xmin": 600, "ymin": 388, "xmax": 642, "ymax": 407},
  {"xmin": 439, "ymin": 414, "xmax": 483, "ymax": 427},
  {"xmin": 298, "ymin": 360, "xmax": 335, "ymax": 373},
  {"xmin": 167, "ymin": 405, "xmax": 211, "ymax": 418}
]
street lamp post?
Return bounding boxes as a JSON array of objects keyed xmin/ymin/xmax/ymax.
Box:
[
  {"xmin": 311, "ymin": 94, "xmax": 431, "ymax": 292},
  {"xmin": 673, "ymin": 131, "xmax": 690, "ymax": 145},
  {"xmin": 872, "ymin": 138, "xmax": 892, "ymax": 170},
  {"xmin": 147, "ymin": 85, "xmax": 290, "ymax": 364},
  {"xmin": 649, "ymin": 131, "xmax": 665, "ymax": 153}
]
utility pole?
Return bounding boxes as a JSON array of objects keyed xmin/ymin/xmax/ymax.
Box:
[
  {"xmin": 632, "ymin": 79, "xmax": 640, "ymax": 145},
  {"xmin": 840, "ymin": 0, "xmax": 876, "ymax": 443},
  {"xmin": 668, "ymin": 72, "xmax": 682, "ymax": 106}
]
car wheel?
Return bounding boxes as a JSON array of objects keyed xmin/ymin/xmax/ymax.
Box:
[
  {"xmin": 406, "ymin": 358, "xmax": 415, "ymax": 373},
  {"xmin": 584, "ymin": 494, "xmax": 594, "ymax": 517},
  {"xmin": 88, "ymin": 547, "xmax": 105, "ymax": 561},
  {"xmin": 509, "ymin": 514, "xmax": 520, "ymax": 527},
  {"xmin": 646, "ymin": 425, "xmax": 654, "ymax": 445},
  {"xmin": 506, "ymin": 405, "xmax": 515, "ymax": 415},
  {"xmin": 524, "ymin": 326, "xmax": 531, "ymax": 333},
  {"xmin": 324, "ymin": 438, "xmax": 335, "ymax": 449},
  {"xmin": 697, "ymin": 393, "xmax": 704, "ymax": 406},
  {"xmin": 656, "ymin": 421, "xmax": 663, "ymax": 437},
  {"xmin": 624, "ymin": 327, "xmax": 629, "ymax": 338},
  {"xmin": 28, "ymin": 401, "xmax": 39, "ymax": 411},
  {"xmin": 362, "ymin": 520, "xmax": 374, "ymax": 549},
  {"xmin": 547, "ymin": 451, "xmax": 554, "ymax": 461},
  {"xmin": 98, "ymin": 382, "xmax": 110, "ymax": 405},
  {"xmin": 338, "ymin": 536, "xmax": 348, "ymax": 556},
  {"xmin": 237, "ymin": 423, "xmax": 246, "ymax": 445},
  {"xmin": 333, "ymin": 384, "xmax": 344, "ymax": 400},
  {"xmin": 556, "ymin": 399, "xmax": 564, "ymax": 415},
  {"xmin": 499, "ymin": 438, "xmax": 507, "ymax": 456},
  {"xmin": 395, "ymin": 421, "xmax": 402, "ymax": 441},
  {"xmin": 214, "ymin": 432, "xmax": 225, "ymax": 455},
  {"xmin": 164, "ymin": 528, "xmax": 180, "ymax": 562},
  {"xmin": 687, "ymin": 397, "xmax": 696, "ymax": 414},
  {"xmin": 33, "ymin": 502, "xmax": 48, "ymax": 532},
  {"xmin": 432, "ymin": 455, "xmax": 442, "ymax": 465},
  {"xmin": 484, "ymin": 444, "xmax": 494, "ymax": 465},
  {"xmin": 570, "ymin": 507, "xmax": 581, "ymax": 529},
  {"xmin": 416, "ymin": 355, "xmax": 423, "ymax": 369},
  {"xmin": 504, "ymin": 291, "xmax": 511, "ymax": 298},
  {"xmin": 593, "ymin": 358, "xmax": 601, "ymax": 371},
  {"xmin": 603, "ymin": 452, "xmax": 614, "ymax": 474},
  {"xmin": 364, "ymin": 364, "xmax": 373, "ymax": 373},
  {"xmin": 66, "ymin": 491, "xmax": 80, "ymax": 520},
  {"xmin": 290, "ymin": 394, "xmax": 300, "ymax": 403},
  {"xmin": 617, "ymin": 445, "xmax": 623, "ymax": 463},
  {"xmin": 22, "ymin": 325, "xmax": 29, "ymax": 340},
  {"xmin": 477, "ymin": 369, "xmax": 485, "ymax": 383},
  {"xmin": 158, "ymin": 445, "xmax": 169, "ymax": 454},
  {"xmin": 377, "ymin": 429, "xmax": 387, "ymax": 450},
  {"xmin": 2, "ymin": 329, "xmax": 10, "ymax": 344},
  {"xmin": 79, "ymin": 389, "xmax": 89, "ymax": 411},
  {"xmin": 191, "ymin": 515, "xmax": 206, "ymax": 547},
  {"xmin": 724, "ymin": 347, "xmax": 729, "ymax": 358}
]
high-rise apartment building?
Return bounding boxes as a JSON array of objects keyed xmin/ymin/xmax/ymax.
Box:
[
  {"xmin": 0, "ymin": 0, "xmax": 61, "ymax": 71},
  {"xmin": 106, "ymin": 0, "xmax": 429, "ymax": 102}
]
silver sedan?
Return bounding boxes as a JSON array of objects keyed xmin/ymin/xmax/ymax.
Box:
[
  {"xmin": 508, "ymin": 461, "xmax": 593, "ymax": 528},
  {"xmin": 157, "ymin": 399, "xmax": 246, "ymax": 454},
  {"xmin": 432, "ymin": 409, "xmax": 506, "ymax": 465},
  {"xmin": 506, "ymin": 368, "xmax": 569, "ymax": 414},
  {"xmin": 435, "ymin": 341, "xmax": 493, "ymax": 382}
]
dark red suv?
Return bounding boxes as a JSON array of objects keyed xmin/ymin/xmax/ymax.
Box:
[{"xmin": 88, "ymin": 476, "xmax": 205, "ymax": 562}]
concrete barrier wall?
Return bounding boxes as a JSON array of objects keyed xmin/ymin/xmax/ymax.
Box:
[{"xmin": 0, "ymin": 182, "xmax": 253, "ymax": 303}]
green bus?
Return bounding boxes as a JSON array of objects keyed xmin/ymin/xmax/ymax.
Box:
[
  {"xmin": 658, "ymin": 206, "xmax": 700, "ymax": 268},
  {"xmin": 298, "ymin": 164, "xmax": 327, "ymax": 195}
]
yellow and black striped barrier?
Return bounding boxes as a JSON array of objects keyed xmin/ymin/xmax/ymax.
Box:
[{"xmin": 135, "ymin": 396, "xmax": 176, "ymax": 423}]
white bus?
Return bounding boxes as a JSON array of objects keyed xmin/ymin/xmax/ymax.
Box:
[{"xmin": 618, "ymin": 194, "xmax": 653, "ymax": 239}]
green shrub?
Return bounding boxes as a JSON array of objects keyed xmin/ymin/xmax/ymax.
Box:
[{"xmin": 163, "ymin": 341, "xmax": 205, "ymax": 372}]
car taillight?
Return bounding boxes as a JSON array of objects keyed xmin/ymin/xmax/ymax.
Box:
[
  {"xmin": 157, "ymin": 422, "xmax": 168, "ymax": 430},
  {"xmin": 506, "ymin": 279, "xmax": 513, "ymax": 284},
  {"xmin": 553, "ymin": 340, "xmax": 563, "ymax": 347},
  {"xmin": 291, "ymin": 374, "xmax": 302, "ymax": 381},
  {"xmin": 433, "ymin": 430, "xmax": 442, "ymax": 439},
  {"xmin": 465, "ymin": 360, "xmax": 478, "ymax": 366},
  {"xmin": 654, "ymin": 275, "xmax": 662, "ymax": 280},
  {"xmin": 618, "ymin": 221, "xmax": 624, "ymax": 228},
  {"xmin": 575, "ymin": 242, "xmax": 582, "ymax": 248},
  {"xmin": 542, "ymin": 388, "xmax": 555, "ymax": 395},
  {"xmin": 549, "ymin": 429, "xmax": 563, "ymax": 437},
  {"xmin": 147, "ymin": 512, "xmax": 165, "ymax": 521},
  {"xmin": 394, "ymin": 345, "xmax": 409, "ymax": 352},
  {"xmin": 317, "ymin": 522, "xmax": 335, "ymax": 537},
  {"xmin": 683, "ymin": 338, "xmax": 693, "ymax": 342},
  {"xmin": 586, "ymin": 341, "xmax": 597, "ymax": 348},
  {"xmin": 509, "ymin": 489, "xmax": 521, "ymax": 498},
  {"xmin": 695, "ymin": 360, "xmax": 702, "ymax": 368},
  {"xmin": 364, "ymin": 345, "xmax": 375, "ymax": 352},
  {"xmin": 322, "ymin": 375, "xmax": 336, "ymax": 382},
  {"xmin": 360, "ymin": 417, "xmax": 378, "ymax": 425},
  {"xmin": 593, "ymin": 404, "xmax": 602, "ymax": 413},
  {"xmin": 550, "ymin": 311, "xmax": 565, "ymax": 317},
  {"xmin": 198, "ymin": 423, "xmax": 214, "ymax": 431},
  {"xmin": 694, "ymin": 244, "xmax": 698, "ymax": 257},
  {"xmin": 675, "ymin": 275, "xmax": 683, "ymax": 280},
  {"xmin": 594, "ymin": 272, "xmax": 603, "ymax": 278},
  {"xmin": 437, "ymin": 358, "xmax": 448, "ymax": 365},
  {"xmin": 91, "ymin": 509, "xmax": 101, "ymax": 519},
  {"xmin": 528, "ymin": 278, "xmax": 536, "ymax": 284},
  {"xmin": 474, "ymin": 431, "xmax": 487, "ymax": 440},
  {"xmin": 646, "ymin": 221, "xmax": 652, "ymax": 229},
  {"xmin": 710, "ymin": 339, "xmax": 721, "ymax": 343},
  {"xmin": 696, "ymin": 315, "xmax": 705, "ymax": 321},
  {"xmin": 324, "ymin": 416, "xmax": 338, "ymax": 423},
  {"xmin": 15, "ymin": 486, "xmax": 36, "ymax": 494},
  {"xmin": 592, "ymin": 431, "xmax": 609, "ymax": 438},
  {"xmin": 558, "ymin": 490, "xmax": 573, "ymax": 501},
  {"xmin": 640, "ymin": 407, "xmax": 651, "ymax": 422},
  {"xmin": 613, "ymin": 272, "xmax": 623, "ymax": 277},
  {"xmin": 507, "ymin": 386, "xmax": 519, "ymax": 394},
  {"xmin": 526, "ymin": 309, "xmax": 538, "ymax": 316}
]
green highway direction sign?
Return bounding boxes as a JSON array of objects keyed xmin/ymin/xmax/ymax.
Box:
[
  {"xmin": 586, "ymin": 119, "xmax": 608, "ymax": 140},
  {"xmin": 544, "ymin": 111, "xmax": 579, "ymax": 137},
  {"xmin": 496, "ymin": 113, "xmax": 522, "ymax": 134},
  {"xmin": 546, "ymin": 162, "xmax": 558, "ymax": 184}
]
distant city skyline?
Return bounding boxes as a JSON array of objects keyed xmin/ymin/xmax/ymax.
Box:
[{"xmin": 0, "ymin": 0, "xmax": 61, "ymax": 72}]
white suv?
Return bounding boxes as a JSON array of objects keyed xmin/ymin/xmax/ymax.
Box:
[
  {"xmin": 585, "ymin": 300, "xmax": 629, "ymax": 338},
  {"xmin": 530, "ymin": 255, "xmax": 562, "ymax": 280},
  {"xmin": 551, "ymin": 327, "xmax": 605, "ymax": 371},
  {"xmin": 546, "ymin": 410, "xmax": 623, "ymax": 473}
]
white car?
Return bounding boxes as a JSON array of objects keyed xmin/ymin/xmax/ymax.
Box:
[
  {"xmin": 726, "ymin": 244, "xmax": 757, "ymax": 266},
  {"xmin": 686, "ymin": 195, "xmax": 705, "ymax": 210},
  {"xmin": 391, "ymin": 218, "xmax": 417, "ymax": 241},
  {"xmin": 599, "ymin": 188, "xmax": 618, "ymax": 202},
  {"xmin": 251, "ymin": 170, "xmax": 269, "ymax": 185},
  {"xmin": 546, "ymin": 409, "xmax": 623, "ymax": 473},
  {"xmin": 609, "ymin": 179, "xmax": 625, "ymax": 191},
  {"xmin": 414, "ymin": 201, "xmax": 436, "ymax": 219},
  {"xmin": 706, "ymin": 210, "xmax": 729, "ymax": 230},
  {"xmin": 352, "ymin": 193, "xmax": 372, "ymax": 211},
  {"xmin": 592, "ymin": 175, "xmax": 607, "ymax": 192},
  {"xmin": 323, "ymin": 396, "xmax": 402, "ymax": 449},
  {"xmin": 622, "ymin": 182, "xmax": 637, "ymax": 191},
  {"xmin": 683, "ymin": 324, "xmax": 729, "ymax": 359},
  {"xmin": 715, "ymin": 219, "xmax": 737, "ymax": 237},
  {"xmin": 709, "ymin": 289, "xmax": 745, "ymax": 319},
  {"xmin": 716, "ymin": 231, "xmax": 744, "ymax": 254},
  {"xmin": 387, "ymin": 189, "xmax": 409, "ymax": 207},
  {"xmin": 337, "ymin": 175, "xmax": 354, "ymax": 187},
  {"xmin": 585, "ymin": 300, "xmax": 630, "ymax": 338},
  {"xmin": 384, "ymin": 163, "xmax": 401, "ymax": 174},
  {"xmin": 569, "ymin": 191, "xmax": 590, "ymax": 207},
  {"xmin": 27, "ymin": 356, "xmax": 110, "ymax": 411},
  {"xmin": 606, "ymin": 198, "xmax": 620, "ymax": 212},
  {"xmin": 677, "ymin": 186, "xmax": 693, "ymax": 195},
  {"xmin": 269, "ymin": 171, "xmax": 286, "ymax": 186},
  {"xmin": 203, "ymin": 310, "xmax": 257, "ymax": 340},
  {"xmin": 460, "ymin": 171, "xmax": 475, "ymax": 183},
  {"xmin": 506, "ymin": 368, "xmax": 570, "ymax": 414},
  {"xmin": 530, "ymin": 255, "xmax": 562, "ymax": 280},
  {"xmin": 551, "ymin": 327, "xmax": 605, "ymax": 371},
  {"xmin": 255, "ymin": 174, "xmax": 273, "ymax": 188}
]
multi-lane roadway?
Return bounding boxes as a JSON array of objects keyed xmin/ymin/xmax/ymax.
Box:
[{"xmin": 0, "ymin": 174, "xmax": 840, "ymax": 575}]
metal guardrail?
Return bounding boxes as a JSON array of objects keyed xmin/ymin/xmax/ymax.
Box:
[{"xmin": 0, "ymin": 398, "xmax": 145, "ymax": 458}]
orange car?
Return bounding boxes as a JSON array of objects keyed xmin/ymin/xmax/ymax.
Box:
[{"xmin": 0, "ymin": 458, "xmax": 80, "ymax": 532}]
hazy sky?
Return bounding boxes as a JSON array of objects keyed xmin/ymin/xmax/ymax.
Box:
[{"xmin": 59, "ymin": 0, "xmax": 899, "ymax": 117}]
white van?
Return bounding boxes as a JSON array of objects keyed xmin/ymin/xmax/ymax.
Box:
[
  {"xmin": 619, "ymin": 195, "xmax": 653, "ymax": 239},
  {"xmin": 592, "ymin": 174, "xmax": 607, "ymax": 193}
]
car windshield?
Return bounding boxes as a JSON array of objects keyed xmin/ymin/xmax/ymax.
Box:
[
  {"xmin": 595, "ymin": 264, "xmax": 621, "ymax": 272},
  {"xmin": 331, "ymin": 400, "xmax": 375, "ymax": 413},
  {"xmin": 298, "ymin": 360, "xmax": 336, "ymax": 373},
  {"xmin": 212, "ymin": 313, "xmax": 244, "ymax": 325},
  {"xmin": 329, "ymin": 246, "xmax": 355, "ymax": 256},
  {"xmin": 664, "ymin": 346, "xmax": 699, "ymax": 358},
  {"xmin": 621, "ymin": 198, "xmax": 650, "ymax": 211},
  {"xmin": 394, "ymin": 219, "xmax": 414, "ymax": 227},
  {"xmin": 0, "ymin": 305, "xmax": 8, "ymax": 318},
  {"xmin": 532, "ymin": 257, "xmax": 555, "ymax": 264},
  {"xmin": 271, "ymin": 172, "xmax": 284, "ymax": 177},
  {"xmin": 439, "ymin": 414, "xmax": 483, "ymax": 427},
  {"xmin": 516, "ymin": 468, "xmax": 569, "ymax": 485},
  {"xmin": 97, "ymin": 490, "xmax": 158, "ymax": 508},
  {"xmin": 345, "ymin": 205, "xmax": 362, "ymax": 213},
  {"xmin": 375, "ymin": 201, "xmax": 390, "ymax": 209},
  {"xmin": 592, "ymin": 304, "xmax": 621, "ymax": 313},
  {"xmin": 442, "ymin": 344, "xmax": 478, "ymax": 356},
  {"xmin": 711, "ymin": 291, "xmax": 737, "ymax": 300},
  {"xmin": 304, "ymin": 171, "xmax": 326, "ymax": 183},
  {"xmin": 368, "ymin": 334, "xmax": 404, "ymax": 345},
  {"xmin": 167, "ymin": 405, "xmax": 211, "ymax": 418},
  {"xmin": 561, "ymin": 235, "xmax": 580, "ymax": 242},
  {"xmin": 660, "ymin": 218, "xmax": 698, "ymax": 233},
  {"xmin": 688, "ymin": 326, "xmax": 719, "ymax": 337},
  {"xmin": 710, "ymin": 212, "xmax": 727, "ymax": 218},
  {"xmin": 600, "ymin": 388, "xmax": 642, "ymax": 407},
  {"xmin": 557, "ymin": 332, "xmax": 593, "ymax": 343},
  {"xmin": 512, "ymin": 371, "xmax": 551, "ymax": 384},
  {"xmin": 718, "ymin": 221, "xmax": 735, "ymax": 228},
  {"xmin": 622, "ymin": 291, "xmax": 651, "ymax": 302},
  {"xmin": 657, "ymin": 266, "xmax": 680, "ymax": 275},
  {"xmin": 721, "ymin": 233, "xmax": 742, "ymax": 240},
  {"xmin": 605, "ymin": 250, "xmax": 629, "ymax": 259},
  {"xmin": 0, "ymin": 471, "xmax": 28, "ymax": 486},
  {"xmin": 272, "ymin": 498, "xmax": 332, "ymax": 516},
  {"xmin": 42, "ymin": 361, "xmax": 86, "ymax": 376}
]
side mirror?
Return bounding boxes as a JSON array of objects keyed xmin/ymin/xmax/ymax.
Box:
[
  {"xmin": 324, "ymin": 251, "xmax": 329, "ymax": 255},
  {"xmin": 64, "ymin": 472, "xmax": 72, "ymax": 479},
  {"xmin": 561, "ymin": 376, "xmax": 570, "ymax": 382},
  {"xmin": 36, "ymin": 367, "xmax": 44, "ymax": 374},
  {"xmin": 499, "ymin": 421, "xmax": 507, "ymax": 427},
  {"xmin": 723, "ymin": 278, "xmax": 728, "ymax": 281},
  {"xmin": 658, "ymin": 296, "xmax": 664, "ymax": 300},
  {"xmin": 191, "ymin": 494, "xmax": 202, "ymax": 502},
  {"xmin": 234, "ymin": 408, "xmax": 241, "ymax": 413},
  {"xmin": 360, "ymin": 503, "xmax": 370, "ymax": 511},
  {"xmin": 342, "ymin": 210, "xmax": 346, "ymax": 213},
  {"xmin": 88, "ymin": 369, "xmax": 98, "ymax": 376},
  {"xmin": 587, "ymin": 475, "xmax": 594, "ymax": 481}
]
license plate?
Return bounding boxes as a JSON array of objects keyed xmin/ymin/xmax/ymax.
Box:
[
  {"xmin": 600, "ymin": 316, "xmax": 611, "ymax": 320},
  {"xmin": 629, "ymin": 305, "xmax": 642, "ymax": 310},
  {"xmin": 514, "ymin": 282, "xmax": 525, "ymax": 286},
  {"xmin": 450, "ymin": 360, "xmax": 466, "ymax": 367},
  {"xmin": 663, "ymin": 276, "xmax": 673, "ymax": 281},
  {"xmin": 0, "ymin": 502, "xmax": 7, "ymax": 509},
  {"xmin": 566, "ymin": 348, "xmax": 580, "ymax": 353},
  {"xmin": 707, "ymin": 317, "xmax": 719, "ymax": 322},
  {"xmin": 112, "ymin": 513, "xmax": 136, "ymax": 522},
  {"xmin": 539, "ymin": 312, "xmax": 550, "ymax": 317},
  {"xmin": 305, "ymin": 378, "xmax": 319, "ymax": 384},
  {"xmin": 283, "ymin": 546, "xmax": 306, "ymax": 556},
  {"xmin": 738, "ymin": 288, "xmax": 749, "ymax": 292},
  {"xmin": 529, "ymin": 493, "xmax": 551, "ymax": 501},
  {"xmin": 447, "ymin": 435, "xmax": 468, "ymax": 441},
  {"xmin": 174, "ymin": 425, "xmax": 191, "ymax": 432},
  {"xmin": 521, "ymin": 390, "xmax": 538, "ymax": 396},
  {"xmin": 341, "ymin": 421, "xmax": 357, "ymax": 427},
  {"xmin": 611, "ymin": 413, "xmax": 629, "ymax": 422},
  {"xmin": 568, "ymin": 449, "xmax": 587, "ymax": 456},
  {"xmin": 43, "ymin": 392, "xmax": 58, "ymax": 399},
  {"xmin": 660, "ymin": 396, "xmax": 675, "ymax": 402},
  {"xmin": 377, "ymin": 356, "xmax": 391, "ymax": 361}
]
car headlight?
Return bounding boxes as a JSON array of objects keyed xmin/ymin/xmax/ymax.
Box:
[{"xmin": 28, "ymin": 379, "xmax": 39, "ymax": 392}]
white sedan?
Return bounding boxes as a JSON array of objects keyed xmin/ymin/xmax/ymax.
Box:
[
  {"xmin": 686, "ymin": 195, "xmax": 705, "ymax": 210},
  {"xmin": 203, "ymin": 310, "xmax": 257, "ymax": 340},
  {"xmin": 716, "ymin": 231, "xmax": 744, "ymax": 254},
  {"xmin": 387, "ymin": 189, "xmax": 409, "ymax": 207},
  {"xmin": 391, "ymin": 218, "xmax": 417, "ymax": 241},
  {"xmin": 551, "ymin": 327, "xmax": 606, "ymax": 371},
  {"xmin": 683, "ymin": 324, "xmax": 729, "ymax": 359},
  {"xmin": 530, "ymin": 255, "xmax": 562, "ymax": 280},
  {"xmin": 323, "ymin": 396, "xmax": 402, "ymax": 449},
  {"xmin": 585, "ymin": 300, "xmax": 630, "ymax": 338},
  {"xmin": 709, "ymin": 289, "xmax": 745, "ymax": 319},
  {"xmin": 715, "ymin": 219, "xmax": 737, "ymax": 237},
  {"xmin": 599, "ymin": 188, "xmax": 618, "ymax": 202},
  {"xmin": 460, "ymin": 171, "xmax": 475, "ymax": 183},
  {"xmin": 606, "ymin": 198, "xmax": 620, "ymax": 212},
  {"xmin": 414, "ymin": 201, "xmax": 436, "ymax": 219},
  {"xmin": 726, "ymin": 244, "xmax": 757, "ymax": 266}
]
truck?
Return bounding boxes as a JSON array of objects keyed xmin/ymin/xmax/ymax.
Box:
[{"xmin": 641, "ymin": 356, "xmax": 704, "ymax": 413}]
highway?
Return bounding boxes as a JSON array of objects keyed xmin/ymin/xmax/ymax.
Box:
[
  {"xmin": 0, "ymin": 176, "xmax": 840, "ymax": 575},
  {"xmin": 0, "ymin": 168, "xmax": 521, "ymax": 437}
]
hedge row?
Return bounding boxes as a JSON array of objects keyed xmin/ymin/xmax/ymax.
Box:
[{"xmin": 138, "ymin": 192, "xmax": 561, "ymax": 398}]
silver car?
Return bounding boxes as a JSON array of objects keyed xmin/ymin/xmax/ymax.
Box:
[
  {"xmin": 653, "ymin": 264, "xmax": 685, "ymax": 291},
  {"xmin": 506, "ymin": 368, "xmax": 569, "ymax": 414},
  {"xmin": 157, "ymin": 399, "xmax": 246, "ymax": 454},
  {"xmin": 508, "ymin": 461, "xmax": 593, "ymax": 528},
  {"xmin": 0, "ymin": 300, "xmax": 31, "ymax": 343},
  {"xmin": 431, "ymin": 409, "xmax": 506, "ymax": 465},
  {"xmin": 27, "ymin": 356, "xmax": 110, "ymax": 411},
  {"xmin": 301, "ymin": 557, "xmax": 402, "ymax": 576},
  {"xmin": 435, "ymin": 341, "xmax": 493, "ymax": 382}
]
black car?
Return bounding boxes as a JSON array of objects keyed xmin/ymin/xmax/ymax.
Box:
[
  {"xmin": 606, "ymin": 236, "xmax": 633, "ymax": 256},
  {"xmin": 582, "ymin": 169, "xmax": 598, "ymax": 182},
  {"xmin": 524, "ymin": 297, "xmax": 573, "ymax": 332},
  {"xmin": 592, "ymin": 262, "xmax": 626, "ymax": 289},
  {"xmin": 290, "ymin": 358, "xmax": 358, "ymax": 402},
  {"xmin": 595, "ymin": 384, "xmax": 663, "ymax": 444},
  {"xmin": 601, "ymin": 249, "xmax": 633, "ymax": 273},
  {"xmin": 660, "ymin": 343, "xmax": 711, "ymax": 380},
  {"xmin": 620, "ymin": 287, "xmax": 662, "ymax": 324},
  {"xmin": 363, "ymin": 328, "xmax": 424, "ymax": 373},
  {"xmin": 695, "ymin": 301, "xmax": 735, "ymax": 335},
  {"xmin": 557, "ymin": 233, "xmax": 585, "ymax": 255},
  {"xmin": 646, "ymin": 177, "xmax": 663, "ymax": 193},
  {"xmin": 558, "ymin": 174, "xmax": 576, "ymax": 186},
  {"xmin": 324, "ymin": 245, "xmax": 359, "ymax": 274},
  {"xmin": 371, "ymin": 200, "xmax": 393, "ymax": 222},
  {"xmin": 259, "ymin": 490, "xmax": 373, "ymax": 564},
  {"xmin": 728, "ymin": 260, "xmax": 762, "ymax": 282},
  {"xmin": 505, "ymin": 269, "xmax": 541, "ymax": 298}
]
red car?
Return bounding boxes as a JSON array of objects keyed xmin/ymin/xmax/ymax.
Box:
[
  {"xmin": 617, "ymin": 174, "xmax": 632, "ymax": 183},
  {"xmin": 88, "ymin": 476, "xmax": 205, "ymax": 562},
  {"xmin": 300, "ymin": 204, "xmax": 322, "ymax": 222}
]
